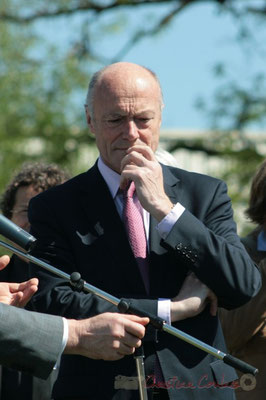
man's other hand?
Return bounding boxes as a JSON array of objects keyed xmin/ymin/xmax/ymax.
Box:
[
  {"xmin": 0, "ymin": 255, "xmax": 10, "ymax": 270},
  {"xmin": 66, "ymin": 313, "xmax": 149, "ymax": 360},
  {"xmin": 0, "ymin": 278, "xmax": 39, "ymax": 308},
  {"xmin": 171, "ymin": 272, "xmax": 218, "ymax": 322}
]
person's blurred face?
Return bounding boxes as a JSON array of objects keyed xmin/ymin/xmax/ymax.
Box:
[
  {"xmin": 86, "ymin": 64, "xmax": 162, "ymax": 173},
  {"xmin": 11, "ymin": 185, "xmax": 40, "ymax": 231}
]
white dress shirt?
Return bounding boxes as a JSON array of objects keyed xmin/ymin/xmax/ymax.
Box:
[{"xmin": 98, "ymin": 157, "xmax": 185, "ymax": 324}]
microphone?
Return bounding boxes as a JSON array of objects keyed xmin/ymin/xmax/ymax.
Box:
[{"xmin": 0, "ymin": 214, "xmax": 37, "ymax": 252}]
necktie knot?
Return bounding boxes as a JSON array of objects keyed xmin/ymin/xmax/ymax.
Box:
[{"xmin": 124, "ymin": 181, "xmax": 135, "ymax": 199}]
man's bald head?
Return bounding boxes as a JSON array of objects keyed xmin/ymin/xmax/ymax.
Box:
[
  {"xmin": 85, "ymin": 62, "xmax": 164, "ymax": 118},
  {"xmin": 84, "ymin": 62, "xmax": 163, "ymax": 172}
]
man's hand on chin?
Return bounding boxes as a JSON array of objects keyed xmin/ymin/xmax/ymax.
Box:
[{"xmin": 120, "ymin": 145, "xmax": 173, "ymax": 221}]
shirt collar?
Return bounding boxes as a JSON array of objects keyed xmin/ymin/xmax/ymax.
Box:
[
  {"xmin": 97, "ymin": 156, "xmax": 121, "ymax": 199},
  {"xmin": 257, "ymin": 230, "xmax": 266, "ymax": 251}
]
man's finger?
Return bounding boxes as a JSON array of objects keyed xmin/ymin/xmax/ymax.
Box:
[
  {"xmin": 126, "ymin": 145, "xmax": 155, "ymax": 161},
  {"xmin": 117, "ymin": 340, "xmax": 139, "ymax": 356},
  {"xmin": 17, "ymin": 278, "xmax": 39, "ymax": 291},
  {"xmin": 19, "ymin": 285, "xmax": 39, "ymax": 308},
  {"xmin": 0, "ymin": 255, "xmax": 10, "ymax": 270},
  {"xmin": 11, "ymin": 291, "xmax": 23, "ymax": 307},
  {"xmin": 122, "ymin": 316, "xmax": 149, "ymax": 339},
  {"xmin": 121, "ymin": 314, "xmax": 150, "ymax": 326}
]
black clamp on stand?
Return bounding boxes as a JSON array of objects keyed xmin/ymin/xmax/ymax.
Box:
[
  {"xmin": 70, "ymin": 272, "xmax": 85, "ymax": 292},
  {"xmin": 118, "ymin": 298, "xmax": 165, "ymax": 330}
]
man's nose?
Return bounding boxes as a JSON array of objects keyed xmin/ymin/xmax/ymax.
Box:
[{"xmin": 124, "ymin": 120, "xmax": 139, "ymax": 140}]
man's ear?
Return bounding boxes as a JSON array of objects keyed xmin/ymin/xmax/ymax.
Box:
[{"xmin": 84, "ymin": 106, "xmax": 94, "ymax": 132}]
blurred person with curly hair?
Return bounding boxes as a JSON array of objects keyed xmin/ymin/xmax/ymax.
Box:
[{"xmin": 0, "ymin": 161, "xmax": 70, "ymax": 400}]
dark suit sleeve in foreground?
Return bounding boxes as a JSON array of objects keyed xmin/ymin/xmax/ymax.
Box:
[{"xmin": 0, "ymin": 303, "xmax": 63, "ymax": 379}]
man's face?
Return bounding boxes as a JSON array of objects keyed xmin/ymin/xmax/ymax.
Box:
[
  {"xmin": 86, "ymin": 69, "xmax": 162, "ymax": 173},
  {"xmin": 11, "ymin": 185, "xmax": 40, "ymax": 232}
]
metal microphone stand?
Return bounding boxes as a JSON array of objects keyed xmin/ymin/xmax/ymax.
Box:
[
  {"xmin": 134, "ymin": 346, "xmax": 148, "ymax": 400},
  {"xmin": 0, "ymin": 239, "xmax": 258, "ymax": 400}
]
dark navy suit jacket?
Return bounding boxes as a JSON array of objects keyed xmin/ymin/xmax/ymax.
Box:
[{"xmin": 28, "ymin": 162, "xmax": 261, "ymax": 400}]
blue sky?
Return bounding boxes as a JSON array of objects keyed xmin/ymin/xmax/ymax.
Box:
[
  {"xmin": 38, "ymin": 1, "xmax": 266, "ymax": 130},
  {"xmin": 116, "ymin": 2, "xmax": 266, "ymax": 130}
]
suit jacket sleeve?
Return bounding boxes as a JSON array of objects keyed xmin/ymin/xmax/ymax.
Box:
[
  {"xmin": 0, "ymin": 303, "xmax": 64, "ymax": 379},
  {"xmin": 160, "ymin": 174, "xmax": 261, "ymax": 309}
]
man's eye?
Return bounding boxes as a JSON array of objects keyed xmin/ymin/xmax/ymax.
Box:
[
  {"xmin": 137, "ymin": 118, "xmax": 150, "ymax": 123},
  {"xmin": 108, "ymin": 118, "xmax": 122, "ymax": 124}
]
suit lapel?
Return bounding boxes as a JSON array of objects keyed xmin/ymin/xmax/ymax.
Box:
[{"xmin": 79, "ymin": 163, "xmax": 147, "ymax": 295}]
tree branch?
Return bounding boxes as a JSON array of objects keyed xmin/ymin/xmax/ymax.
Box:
[
  {"xmin": 0, "ymin": 0, "xmax": 225, "ymax": 24},
  {"xmin": 111, "ymin": 0, "xmax": 193, "ymax": 62},
  {"xmin": 246, "ymin": 6, "xmax": 266, "ymax": 16}
]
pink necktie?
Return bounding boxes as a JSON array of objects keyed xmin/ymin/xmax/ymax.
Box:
[
  {"xmin": 123, "ymin": 181, "xmax": 149, "ymax": 293},
  {"xmin": 123, "ymin": 182, "xmax": 164, "ymax": 385}
]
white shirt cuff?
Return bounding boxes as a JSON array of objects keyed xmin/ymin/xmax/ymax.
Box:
[
  {"xmin": 62, "ymin": 317, "xmax": 69, "ymax": 352},
  {"xmin": 157, "ymin": 203, "xmax": 185, "ymax": 240},
  {"xmin": 158, "ymin": 299, "xmax": 171, "ymax": 325},
  {"xmin": 54, "ymin": 317, "xmax": 68, "ymax": 370}
]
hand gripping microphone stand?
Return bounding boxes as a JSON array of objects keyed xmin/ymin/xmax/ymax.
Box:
[{"xmin": 0, "ymin": 215, "xmax": 259, "ymax": 400}]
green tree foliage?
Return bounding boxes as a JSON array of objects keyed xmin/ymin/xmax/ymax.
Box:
[
  {"xmin": 190, "ymin": 69, "xmax": 266, "ymax": 232},
  {"xmin": 0, "ymin": 1, "xmax": 98, "ymax": 192},
  {"xmin": 1, "ymin": 0, "xmax": 266, "ymax": 235}
]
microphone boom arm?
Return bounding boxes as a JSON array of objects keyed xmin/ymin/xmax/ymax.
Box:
[{"xmin": 0, "ymin": 238, "xmax": 258, "ymax": 377}]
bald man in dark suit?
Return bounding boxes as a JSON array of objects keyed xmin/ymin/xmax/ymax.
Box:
[{"xmin": 28, "ymin": 62, "xmax": 261, "ymax": 400}]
